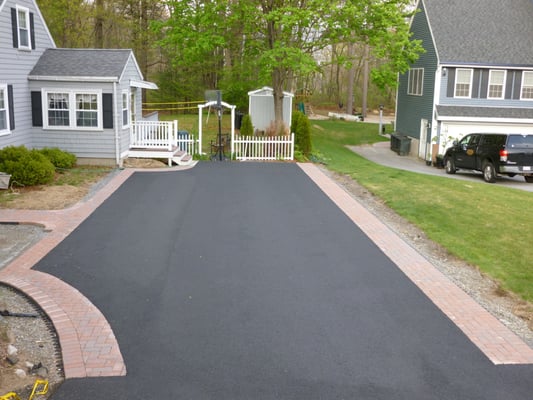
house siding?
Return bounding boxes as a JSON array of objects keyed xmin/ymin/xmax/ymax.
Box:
[
  {"xmin": 395, "ymin": 1, "xmax": 437, "ymax": 140},
  {"xmin": 0, "ymin": 0, "xmax": 54, "ymax": 148},
  {"xmin": 28, "ymin": 80, "xmax": 117, "ymax": 159}
]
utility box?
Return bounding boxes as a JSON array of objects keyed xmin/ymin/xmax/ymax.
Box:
[{"xmin": 390, "ymin": 133, "xmax": 411, "ymax": 156}]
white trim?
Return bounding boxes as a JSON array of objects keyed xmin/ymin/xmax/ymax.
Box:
[
  {"xmin": 120, "ymin": 53, "xmax": 144, "ymax": 83},
  {"xmin": 247, "ymin": 86, "xmax": 294, "ymax": 97},
  {"xmin": 29, "ymin": 75, "xmax": 118, "ymax": 82},
  {"xmin": 437, "ymin": 116, "xmax": 533, "ymax": 124},
  {"xmin": 121, "ymin": 90, "xmax": 130, "ymax": 128},
  {"xmin": 520, "ymin": 71, "xmax": 533, "ymax": 101},
  {"xmin": 0, "ymin": 84, "xmax": 10, "ymax": 136},
  {"xmin": 42, "ymin": 89, "xmax": 103, "ymax": 131},
  {"xmin": 441, "ymin": 63, "xmax": 533, "ymax": 72},
  {"xmin": 15, "ymin": 5, "xmax": 31, "ymax": 51},
  {"xmin": 454, "ymin": 68, "xmax": 473, "ymax": 98},
  {"xmin": 32, "ymin": 0, "xmax": 56, "ymax": 48},
  {"xmin": 407, "ymin": 68, "xmax": 424, "ymax": 96},
  {"xmin": 487, "ymin": 69, "xmax": 506, "ymax": 100},
  {"xmin": 129, "ymin": 79, "xmax": 158, "ymax": 90}
]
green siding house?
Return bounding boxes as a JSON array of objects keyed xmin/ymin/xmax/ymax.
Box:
[{"xmin": 395, "ymin": 0, "xmax": 533, "ymax": 162}]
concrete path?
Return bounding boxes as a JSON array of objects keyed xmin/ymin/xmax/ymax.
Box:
[{"xmin": 1, "ymin": 162, "xmax": 532, "ymax": 399}]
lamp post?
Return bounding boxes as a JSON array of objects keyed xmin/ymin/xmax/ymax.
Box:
[{"xmin": 379, "ymin": 104, "xmax": 384, "ymax": 135}]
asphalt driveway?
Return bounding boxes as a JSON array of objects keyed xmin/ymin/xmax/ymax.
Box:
[{"xmin": 36, "ymin": 163, "xmax": 532, "ymax": 399}]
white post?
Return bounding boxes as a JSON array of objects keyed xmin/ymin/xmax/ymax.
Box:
[
  {"xmin": 231, "ymin": 106, "xmax": 235, "ymax": 158},
  {"xmin": 198, "ymin": 105, "xmax": 203, "ymax": 155}
]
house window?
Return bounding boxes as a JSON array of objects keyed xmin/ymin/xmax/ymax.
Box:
[
  {"xmin": 488, "ymin": 70, "xmax": 505, "ymax": 99},
  {"xmin": 76, "ymin": 94, "xmax": 98, "ymax": 127},
  {"xmin": 521, "ymin": 71, "xmax": 533, "ymax": 100},
  {"xmin": 16, "ymin": 6, "xmax": 31, "ymax": 50},
  {"xmin": 47, "ymin": 93, "xmax": 70, "ymax": 127},
  {"xmin": 44, "ymin": 90, "xmax": 102, "ymax": 130},
  {"xmin": 407, "ymin": 68, "xmax": 424, "ymax": 96},
  {"xmin": 454, "ymin": 68, "xmax": 472, "ymax": 98},
  {"xmin": 122, "ymin": 92, "xmax": 129, "ymax": 127},
  {"xmin": 0, "ymin": 86, "xmax": 8, "ymax": 133}
]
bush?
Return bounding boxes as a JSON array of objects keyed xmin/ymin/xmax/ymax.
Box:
[
  {"xmin": 291, "ymin": 111, "xmax": 312, "ymax": 157},
  {"xmin": 240, "ymin": 114, "xmax": 254, "ymax": 136},
  {"xmin": 39, "ymin": 147, "xmax": 77, "ymax": 169},
  {"xmin": 0, "ymin": 146, "xmax": 55, "ymax": 186}
]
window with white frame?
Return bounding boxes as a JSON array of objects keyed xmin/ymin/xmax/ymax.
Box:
[
  {"xmin": 0, "ymin": 86, "xmax": 8, "ymax": 132},
  {"xmin": 16, "ymin": 6, "xmax": 31, "ymax": 50},
  {"xmin": 488, "ymin": 70, "xmax": 505, "ymax": 99},
  {"xmin": 407, "ymin": 68, "xmax": 424, "ymax": 96},
  {"xmin": 521, "ymin": 71, "xmax": 533, "ymax": 100},
  {"xmin": 122, "ymin": 92, "xmax": 129, "ymax": 127},
  {"xmin": 44, "ymin": 90, "xmax": 102, "ymax": 129},
  {"xmin": 454, "ymin": 68, "xmax": 472, "ymax": 98}
]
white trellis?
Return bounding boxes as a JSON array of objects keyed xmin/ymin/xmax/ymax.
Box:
[{"xmin": 198, "ymin": 100, "xmax": 236, "ymax": 155}]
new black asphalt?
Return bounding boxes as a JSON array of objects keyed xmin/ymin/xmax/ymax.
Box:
[{"xmin": 35, "ymin": 163, "xmax": 532, "ymax": 399}]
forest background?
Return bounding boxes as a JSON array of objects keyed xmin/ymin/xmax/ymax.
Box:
[{"xmin": 35, "ymin": 0, "xmax": 422, "ymax": 119}]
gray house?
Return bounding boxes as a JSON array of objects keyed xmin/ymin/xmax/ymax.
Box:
[
  {"xmin": 395, "ymin": 0, "xmax": 533, "ymax": 161},
  {"xmin": 0, "ymin": 0, "xmax": 193, "ymax": 167}
]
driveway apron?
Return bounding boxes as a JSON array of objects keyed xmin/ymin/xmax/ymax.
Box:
[{"xmin": 35, "ymin": 163, "xmax": 532, "ymax": 399}]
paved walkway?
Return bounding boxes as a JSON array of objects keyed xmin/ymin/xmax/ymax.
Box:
[{"xmin": 0, "ymin": 161, "xmax": 531, "ymax": 383}]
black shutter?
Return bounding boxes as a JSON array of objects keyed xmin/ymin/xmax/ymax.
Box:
[
  {"xmin": 513, "ymin": 71, "xmax": 522, "ymax": 100},
  {"xmin": 30, "ymin": 13, "xmax": 35, "ymax": 50},
  {"xmin": 446, "ymin": 68, "xmax": 456, "ymax": 97},
  {"xmin": 505, "ymin": 71, "xmax": 514, "ymax": 99},
  {"xmin": 472, "ymin": 69, "xmax": 481, "ymax": 98},
  {"xmin": 479, "ymin": 70, "xmax": 489, "ymax": 99},
  {"xmin": 103, "ymin": 94, "xmax": 113, "ymax": 129},
  {"xmin": 31, "ymin": 91, "xmax": 43, "ymax": 127},
  {"xmin": 7, "ymin": 85, "xmax": 15, "ymax": 130},
  {"xmin": 11, "ymin": 8, "xmax": 18, "ymax": 48}
]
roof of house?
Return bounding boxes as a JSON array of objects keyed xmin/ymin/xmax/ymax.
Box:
[
  {"xmin": 422, "ymin": 0, "xmax": 533, "ymax": 67},
  {"xmin": 29, "ymin": 48, "xmax": 135, "ymax": 81},
  {"xmin": 436, "ymin": 105, "xmax": 533, "ymax": 120}
]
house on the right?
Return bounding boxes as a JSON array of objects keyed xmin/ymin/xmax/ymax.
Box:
[{"xmin": 395, "ymin": 0, "xmax": 533, "ymax": 162}]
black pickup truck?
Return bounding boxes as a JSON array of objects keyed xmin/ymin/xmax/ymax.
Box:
[{"xmin": 443, "ymin": 133, "xmax": 533, "ymax": 183}]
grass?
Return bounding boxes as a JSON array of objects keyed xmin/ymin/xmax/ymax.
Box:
[{"xmin": 311, "ymin": 118, "xmax": 533, "ymax": 303}]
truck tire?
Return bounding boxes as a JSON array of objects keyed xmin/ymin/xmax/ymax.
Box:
[
  {"xmin": 482, "ymin": 161, "xmax": 497, "ymax": 183},
  {"xmin": 525, "ymin": 176, "xmax": 533, "ymax": 183},
  {"xmin": 444, "ymin": 157, "xmax": 456, "ymax": 174}
]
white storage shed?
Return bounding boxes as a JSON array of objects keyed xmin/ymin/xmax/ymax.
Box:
[{"xmin": 248, "ymin": 87, "xmax": 294, "ymax": 132}]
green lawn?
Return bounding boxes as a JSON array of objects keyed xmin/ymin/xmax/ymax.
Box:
[{"xmin": 310, "ymin": 119, "xmax": 533, "ymax": 303}]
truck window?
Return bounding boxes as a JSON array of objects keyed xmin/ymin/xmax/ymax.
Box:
[
  {"xmin": 508, "ymin": 134, "xmax": 533, "ymax": 148},
  {"xmin": 482, "ymin": 135, "xmax": 505, "ymax": 146}
]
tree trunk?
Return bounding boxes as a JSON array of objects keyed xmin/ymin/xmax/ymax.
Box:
[
  {"xmin": 94, "ymin": 0, "xmax": 104, "ymax": 48},
  {"xmin": 272, "ymin": 68, "xmax": 285, "ymax": 133},
  {"xmin": 361, "ymin": 43, "xmax": 370, "ymax": 118},
  {"xmin": 346, "ymin": 42, "xmax": 355, "ymax": 115}
]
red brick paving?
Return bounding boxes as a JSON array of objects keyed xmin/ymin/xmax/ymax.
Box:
[
  {"xmin": 298, "ymin": 162, "xmax": 533, "ymax": 365},
  {"xmin": 1, "ymin": 161, "xmax": 531, "ymax": 382}
]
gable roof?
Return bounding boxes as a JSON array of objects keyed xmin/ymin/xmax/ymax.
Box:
[
  {"xmin": 422, "ymin": 0, "xmax": 533, "ymax": 67},
  {"xmin": 29, "ymin": 48, "xmax": 136, "ymax": 82}
]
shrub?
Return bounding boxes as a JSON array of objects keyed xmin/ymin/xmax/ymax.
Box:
[
  {"xmin": 0, "ymin": 146, "xmax": 55, "ymax": 186},
  {"xmin": 292, "ymin": 111, "xmax": 312, "ymax": 157},
  {"xmin": 39, "ymin": 147, "xmax": 77, "ymax": 169},
  {"xmin": 240, "ymin": 114, "xmax": 254, "ymax": 136}
]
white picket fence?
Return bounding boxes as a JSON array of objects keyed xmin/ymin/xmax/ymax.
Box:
[
  {"xmin": 232, "ymin": 133, "xmax": 294, "ymax": 161},
  {"xmin": 130, "ymin": 120, "xmax": 198, "ymax": 154}
]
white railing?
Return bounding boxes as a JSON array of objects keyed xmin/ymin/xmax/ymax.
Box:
[
  {"xmin": 232, "ymin": 133, "xmax": 294, "ymax": 161},
  {"xmin": 130, "ymin": 120, "xmax": 199, "ymax": 154},
  {"xmin": 131, "ymin": 120, "xmax": 177, "ymax": 150}
]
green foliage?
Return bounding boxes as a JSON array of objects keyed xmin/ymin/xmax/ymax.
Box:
[
  {"xmin": 39, "ymin": 147, "xmax": 77, "ymax": 169},
  {"xmin": 311, "ymin": 119, "xmax": 533, "ymax": 302},
  {"xmin": 0, "ymin": 146, "xmax": 55, "ymax": 186},
  {"xmin": 240, "ymin": 114, "xmax": 254, "ymax": 136},
  {"xmin": 291, "ymin": 111, "xmax": 312, "ymax": 157}
]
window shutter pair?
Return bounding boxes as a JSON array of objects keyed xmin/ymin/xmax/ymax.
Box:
[
  {"xmin": 11, "ymin": 8, "xmax": 36, "ymax": 50},
  {"xmin": 31, "ymin": 92, "xmax": 114, "ymax": 129}
]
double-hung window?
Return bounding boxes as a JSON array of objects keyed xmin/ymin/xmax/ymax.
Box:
[
  {"xmin": 407, "ymin": 68, "xmax": 424, "ymax": 96},
  {"xmin": 521, "ymin": 71, "xmax": 533, "ymax": 100},
  {"xmin": 122, "ymin": 92, "xmax": 129, "ymax": 127},
  {"xmin": 0, "ymin": 86, "xmax": 9, "ymax": 133},
  {"xmin": 44, "ymin": 90, "xmax": 102, "ymax": 129},
  {"xmin": 454, "ymin": 69, "xmax": 472, "ymax": 98},
  {"xmin": 16, "ymin": 6, "xmax": 31, "ymax": 50},
  {"xmin": 488, "ymin": 70, "xmax": 505, "ymax": 99}
]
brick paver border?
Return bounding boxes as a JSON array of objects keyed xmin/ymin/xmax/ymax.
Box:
[{"xmin": 298, "ymin": 162, "xmax": 533, "ymax": 365}]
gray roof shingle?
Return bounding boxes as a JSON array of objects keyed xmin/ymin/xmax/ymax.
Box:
[
  {"xmin": 436, "ymin": 105, "xmax": 533, "ymax": 119},
  {"xmin": 423, "ymin": 0, "xmax": 533, "ymax": 67},
  {"xmin": 29, "ymin": 48, "xmax": 133, "ymax": 79}
]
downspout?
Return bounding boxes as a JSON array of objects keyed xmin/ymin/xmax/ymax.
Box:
[{"xmin": 113, "ymin": 81, "xmax": 120, "ymax": 167}]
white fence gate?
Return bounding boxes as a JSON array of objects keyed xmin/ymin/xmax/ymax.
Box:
[{"xmin": 232, "ymin": 133, "xmax": 294, "ymax": 161}]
